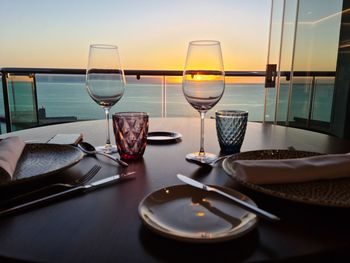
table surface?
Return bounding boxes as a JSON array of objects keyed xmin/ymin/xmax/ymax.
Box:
[{"xmin": 1, "ymin": 118, "xmax": 350, "ymax": 263}]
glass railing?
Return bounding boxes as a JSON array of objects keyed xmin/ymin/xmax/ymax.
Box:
[
  {"xmin": 287, "ymin": 77, "xmax": 335, "ymax": 128},
  {"xmin": 274, "ymin": 75, "xmax": 335, "ymax": 133},
  {"xmin": 35, "ymin": 74, "xmax": 266, "ymax": 121},
  {"xmin": 0, "ymin": 68, "xmax": 335, "ymax": 135},
  {"xmin": 36, "ymin": 74, "xmax": 164, "ymax": 123}
]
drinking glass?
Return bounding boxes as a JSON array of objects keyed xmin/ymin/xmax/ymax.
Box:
[
  {"xmin": 182, "ymin": 40, "xmax": 225, "ymax": 163},
  {"xmin": 86, "ymin": 44, "xmax": 126, "ymax": 153},
  {"xmin": 216, "ymin": 110, "xmax": 248, "ymax": 154},
  {"xmin": 113, "ymin": 112, "xmax": 149, "ymax": 160}
]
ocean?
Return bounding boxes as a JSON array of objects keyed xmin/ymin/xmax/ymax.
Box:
[
  {"xmin": 35, "ymin": 81, "xmax": 266, "ymax": 119},
  {"xmin": 0, "ymin": 76, "xmax": 334, "ymax": 134}
]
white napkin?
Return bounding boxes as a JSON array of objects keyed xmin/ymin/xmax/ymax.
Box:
[
  {"xmin": 0, "ymin": 136, "xmax": 26, "ymax": 181},
  {"xmin": 233, "ymin": 153, "xmax": 350, "ymax": 185}
]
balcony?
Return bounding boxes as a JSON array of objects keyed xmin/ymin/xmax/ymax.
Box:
[{"xmin": 0, "ymin": 67, "xmax": 335, "ymax": 135}]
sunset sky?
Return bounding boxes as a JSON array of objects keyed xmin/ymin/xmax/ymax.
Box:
[
  {"xmin": 0, "ymin": 0, "xmax": 343, "ymax": 72},
  {"xmin": 0, "ymin": 0, "xmax": 271, "ymax": 71}
]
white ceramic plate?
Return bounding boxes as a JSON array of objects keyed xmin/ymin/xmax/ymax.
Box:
[{"xmin": 139, "ymin": 184, "xmax": 257, "ymax": 243}]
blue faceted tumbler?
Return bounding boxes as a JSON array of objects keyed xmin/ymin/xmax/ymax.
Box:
[{"xmin": 215, "ymin": 110, "xmax": 248, "ymax": 154}]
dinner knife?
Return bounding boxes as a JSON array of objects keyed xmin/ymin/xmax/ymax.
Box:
[
  {"xmin": 177, "ymin": 174, "xmax": 280, "ymax": 222},
  {"xmin": 0, "ymin": 172, "xmax": 135, "ymax": 217}
]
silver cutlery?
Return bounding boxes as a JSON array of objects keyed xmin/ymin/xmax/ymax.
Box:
[
  {"xmin": 190, "ymin": 147, "xmax": 294, "ymax": 167},
  {"xmin": 4, "ymin": 165, "xmax": 102, "ymax": 204},
  {"xmin": 78, "ymin": 142, "xmax": 128, "ymax": 167},
  {"xmin": 187, "ymin": 154, "xmax": 231, "ymax": 167},
  {"xmin": 177, "ymin": 174, "xmax": 280, "ymax": 222},
  {"xmin": 0, "ymin": 172, "xmax": 135, "ymax": 217},
  {"xmin": 24, "ymin": 140, "xmax": 42, "ymax": 143}
]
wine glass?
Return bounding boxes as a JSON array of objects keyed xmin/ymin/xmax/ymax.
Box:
[
  {"xmin": 86, "ymin": 44, "xmax": 126, "ymax": 153},
  {"xmin": 182, "ymin": 40, "xmax": 225, "ymax": 163}
]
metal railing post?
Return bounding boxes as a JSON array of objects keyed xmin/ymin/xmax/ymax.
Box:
[
  {"xmin": 32, "ymin": 73, "xmax": 40, "ymax": 126},
  {"xmin": 161, "ymin": 76, "xmax": 165, "ymax": 118},
  {"xmin": 286, "ymin": 0, "xmax": 300, "ymax": 126},
  {"xmin": 263, "ymin": 0, "xmax": 275, "ymax": 123},
  {"xmin": 274, "ymin": 0, "xmax": 286, "ymax": 125},
  {"xmin": 162, "ymin": 76, "xmax": 167, "ymax": 118},
  {"xmin": 307, "ymin": 76, "xmax": 316, "ymax": 128},
  {"xmin": 1, "ymin": 71, "xmax": 11, "ymax": 132}
]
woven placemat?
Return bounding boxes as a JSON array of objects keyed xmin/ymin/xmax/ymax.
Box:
[{"xmin": 222, "ymin": 149, "xmax": 350, "ymax": 207}]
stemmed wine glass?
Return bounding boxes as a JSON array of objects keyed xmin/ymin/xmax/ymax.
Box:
[
  {"xmin": 182, "ymin": 40, "xmax": 225, "ymax": 163},
  {"xmin": 86, "ymin": 44, "xmax": 126, "ymax": 153}
]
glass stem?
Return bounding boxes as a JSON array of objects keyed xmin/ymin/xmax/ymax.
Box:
[
  {"xmin": 104, "ymin": 107, "xmax": 111, "ymax": 146},
  {"xmin": 199, "ymin": 111, "xmax": 206, "ymax": 156}
]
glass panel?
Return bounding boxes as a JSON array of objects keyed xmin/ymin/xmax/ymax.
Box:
[
  {"xmin": 266, "ymin": 0, "xmax": 298, "ymax": 123},
  {"xmin": 265, "ymin": 0, "xmax": 284, "ymax": 122},
  {"xmin": 311, "ymin": 77, "xmax": 334, "ymax": 126},
  {"xmin": 288, "ymin": 0, "xmax": 342, "ymax": 130},
  {"xmin": 36, "ymin": 75, "xmax": 85, "ymax": 125},
  {"xmin": 268, "ymin": 0, "xmax": 341, "ymax": 132},
  {"xmin": 36, "ymin": 74, "xmax": 162, "ymax": 124},
  {"xmin": 269, "ymin": 0, "xmax": 284, "ymax": 65},
  {"xmin": 118, "ymin": 76, "xmax": 162, "ymax": 117},
  {"xmin": 274, "ymin": 0, "xmax": 298, "ymax": 124},
  {"xmin": 6, "ymin": 75, "xmax": 38, "ymax": 131},
  {"xmin": 276, "ymin": 80, "xmax": 289, "ymax": 123},
  {"xmin": 279, "ymin": 0, "xmax": 298, "ymax": 72},
  {"xmin": 215, "ymin": 77, "xmax": 265, "ymax": 122},
  {"xmin": 166, "ymin": 76, "xmax": 265, "ymax": 120},
  {"xmin": 294, "ymin": 0, "xmax": 342, "ymax": 72},
  {"xmin": 288, "ymin": 77, "xmax": 312, "ymax": 127},
  {"xmin": 330, "ymin": 1, "xmax": 350, "ymax": 138},
  {"xmin": 166, "ymin": 76, "xmax": 196, "ymax": 118},
  {"xmin": 265, "ymin": 87, "xmax": 277, "ymax": 122},
  {"xmin": 167, "ymin": 76, "xmax": 265, "ymax": 121},
  {"xmin": 287, "ymin": 76, "xmax": 334, "ymax": 131}
]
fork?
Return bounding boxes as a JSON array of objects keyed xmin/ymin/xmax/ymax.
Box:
[
  {"xmin": 4, "ymin": 165, "xmax": 102, "ymax": 204},
  {"xmin": 188, "ymin": 154, "xmax": 231, "ymax": 167}
]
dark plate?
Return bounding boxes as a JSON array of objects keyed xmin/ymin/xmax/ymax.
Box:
[
  {"xmin": 0, "ymin": 144, "xmax": 84, "ymax": 186},
  {"xmin": 138, "ymin": 184, "xmax": 257, "ymax": 243},
  {"xmin": 222, "ymin": 149, "xmax": 350, "ymax": 207},
  {"xmin": 147, "ymin": 131, "xmax": 182, "ymax": 144}
]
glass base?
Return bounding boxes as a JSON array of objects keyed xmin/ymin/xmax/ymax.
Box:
[
  {"xmin": 185, "ymin": 152, "xmax": 218, "ymax": 164},
  {"xmin": 95, "ymin": 144, "xmax": 118, "ymax": 154}
]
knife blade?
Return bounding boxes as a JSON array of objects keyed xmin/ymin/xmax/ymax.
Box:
[
  {"xmin": 177, "ymin": 174, "xmax": 280, "ymax": 222},
  {"xmin": 0, "ymin": 172, "xmax": 135, "ymax": 217}
]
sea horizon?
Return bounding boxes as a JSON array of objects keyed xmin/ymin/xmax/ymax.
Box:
[{"xmin": 0, "ymin": 77, "xmax": 333, "ymax": 133}]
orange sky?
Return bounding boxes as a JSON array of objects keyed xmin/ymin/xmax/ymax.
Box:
[
  {"xmin": 0, "ymin": 0, "xmax": 271, "ymax": 71},
  {"xmin": 0, "ymin": 0, "xmax": 342, "ymax": 73}
]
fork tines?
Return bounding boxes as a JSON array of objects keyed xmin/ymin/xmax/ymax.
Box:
[{"xmin": 78, "ymin": 165, "xmax": 102, "ymax": 185}]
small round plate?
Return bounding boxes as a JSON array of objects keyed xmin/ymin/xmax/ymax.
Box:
[
  {"xmin": 147, "ymin": 131, "xmax": 182, "ymax": 144},
  {"xmin": 138, "ymin": 184, "xmax": 257, "ymax": 243}
]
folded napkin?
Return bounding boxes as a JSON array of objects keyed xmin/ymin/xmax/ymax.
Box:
[
  {"xmin": 233, "ymin": 153, "xmax": 350, "ymax": 185},
  {"xmin": 0, "ymin": 136, "xmax": 26, "ymax": 181}
]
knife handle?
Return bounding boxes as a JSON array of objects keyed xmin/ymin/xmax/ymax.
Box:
[
  {"xmin": 0, "ymin": 186, "xmax": 84, "ymax": 217},
  {"xmin": 212, "ymin": 188, "xmax": 280, "ymax": 222}
]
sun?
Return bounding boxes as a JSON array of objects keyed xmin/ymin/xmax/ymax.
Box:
[{"xmin": 194, "ymin": 74, "xmax": 202, "ymax": 81}]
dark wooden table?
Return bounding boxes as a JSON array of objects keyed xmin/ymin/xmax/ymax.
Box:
[{"xmin": 1, "ymin": 118, "xmax": 350, "ymax": 262}]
